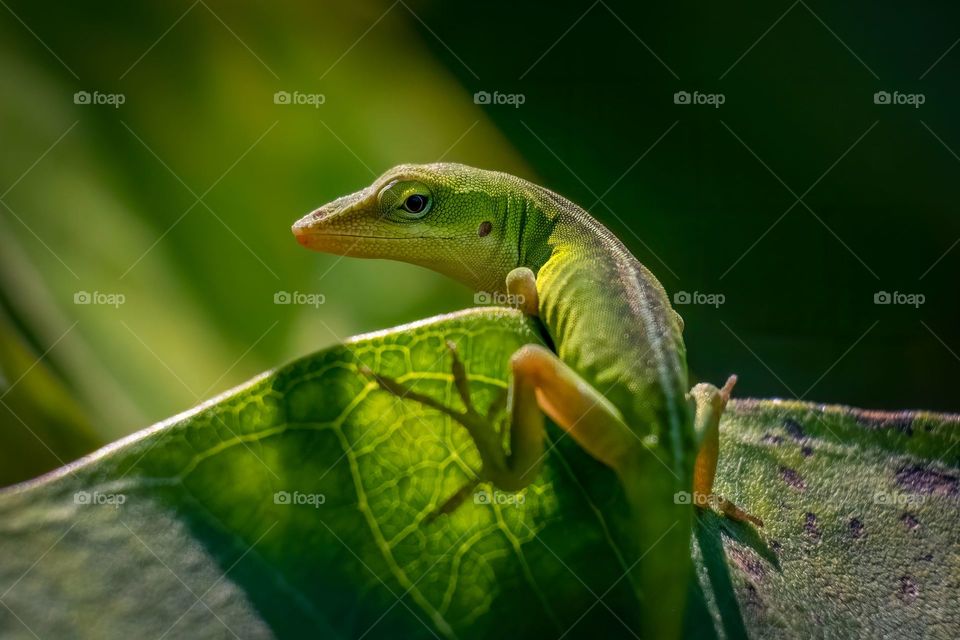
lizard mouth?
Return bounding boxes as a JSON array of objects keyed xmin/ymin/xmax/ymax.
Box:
[
  {"xmin": 295, "ymin": 231, "xmax": 454, "ymax": 240},
  {"xmin": 292, "ymin": 228, "xmax": 455, "ymax": 249}
]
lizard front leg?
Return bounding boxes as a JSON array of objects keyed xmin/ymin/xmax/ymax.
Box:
[
  {"xmin": 365, "ymin": 266, "xmax": 641, "ymax": 514},
  {"xmin": 506, "ymin": 266, "xmax": 539, "ymax": 316},
  {"xmin": 365, "ymin": 334, "xmax": 692, "ymax": 640},
  {"xmin": 365, "ymin": 340, "xmax": 637, "ymax": 512}
]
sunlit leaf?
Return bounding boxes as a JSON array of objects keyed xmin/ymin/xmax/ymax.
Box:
[{"xmin": 1, "ymin": 309, "xmax": 957, "ymax": 638}]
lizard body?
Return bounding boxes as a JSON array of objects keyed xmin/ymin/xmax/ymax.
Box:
[{"xmin": 293, "ymin": 163, "xmax": 756, "ymax": 638}]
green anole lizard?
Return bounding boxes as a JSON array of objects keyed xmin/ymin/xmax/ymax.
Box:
[{"xmin": 293, "ymin": 163, "xmax": 759, "ymax": 638}]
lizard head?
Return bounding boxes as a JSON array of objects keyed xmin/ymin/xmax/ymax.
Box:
[{"xmin": 293, "ymin": 163, "xmax": 530, "ymax": 293}]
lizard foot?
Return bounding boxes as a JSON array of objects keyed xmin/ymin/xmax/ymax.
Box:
[{"xmin": 707, "ymin": 495, "xmax": 764, "ymax": 528}]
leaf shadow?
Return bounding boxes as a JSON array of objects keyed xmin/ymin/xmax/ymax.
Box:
[{"xmin": 688, "ymin": 508, "xmax": 780, "ymax": 639}]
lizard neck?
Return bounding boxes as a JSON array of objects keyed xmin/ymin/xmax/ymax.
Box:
[{"xmin": 514, "ymin": 181, "xmax": 625, "ymax": 274}]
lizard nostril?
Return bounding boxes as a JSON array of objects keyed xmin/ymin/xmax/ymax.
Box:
[{"xmin": 478, "ymin": 221, "xmax": 492, "ymax": 237}]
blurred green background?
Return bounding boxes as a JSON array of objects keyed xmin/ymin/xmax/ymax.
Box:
[{"xmin": 1, "ymin": 1, "xmax": 958, "ymax": 485}]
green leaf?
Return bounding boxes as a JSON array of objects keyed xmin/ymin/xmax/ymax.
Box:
[
  {"xmin": 0, "ymin": 308, "xmax": 637, "ymax": 639},
  {"xmin": 1, "ymin": 308, "xmax": 957, "ymax": 638},
  {"xmin": 705, "ymin": 399, "xmax": 960, "ymax": 635}
]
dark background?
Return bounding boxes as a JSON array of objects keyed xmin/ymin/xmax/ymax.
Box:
[{"xmin": 1, "ymin": 1, "xmax": 958, "ymax": 484}]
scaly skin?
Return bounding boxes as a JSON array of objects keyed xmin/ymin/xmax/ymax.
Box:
[{"xmin": 293, "ymin": 163, "xmax": 703, "ymax": 638}]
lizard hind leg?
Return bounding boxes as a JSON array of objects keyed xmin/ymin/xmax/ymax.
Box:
[{"xmin": 691, "ymin": 375, "xmax": 763, "ymax": 527}]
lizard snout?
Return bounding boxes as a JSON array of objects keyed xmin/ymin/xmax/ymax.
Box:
[
  {"xmin": 291, "ymin": 199, "xmax": 366, "ymax": 253},
  {"xmin": 291, "ymin": 204, "xmax": 337, "ymax": 245},
  {"xmin": 291, "ymin": 211, "xmax": 320, "ymax": 245},
  {"xmin": 292, "ymin": 187, "xmax": 371, "ymax": 247}
]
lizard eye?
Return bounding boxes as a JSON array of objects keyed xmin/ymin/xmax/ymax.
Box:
[
  {"xmin": 377, "ymin": 179, "xmax": 433, "ymax": 219},
  {"xmin": 401, "ymin": 194, "xmax": 430, "ymax": 216}
]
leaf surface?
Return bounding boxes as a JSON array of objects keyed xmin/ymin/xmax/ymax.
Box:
[{"xmin": 1, "ymin": 308, "xmax": 957, "ymax": 639}]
